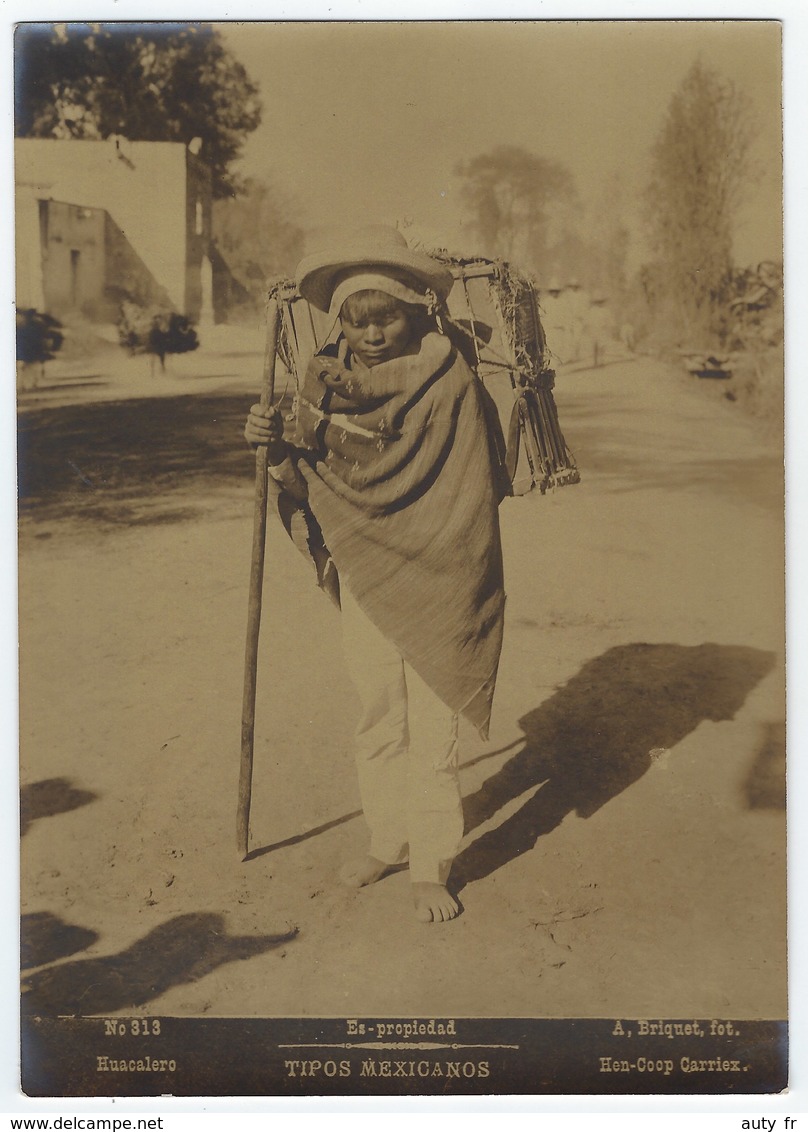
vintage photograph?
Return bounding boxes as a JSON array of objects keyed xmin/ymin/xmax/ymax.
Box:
[{"xmin": 15, "ymin": 19, "xmax": 786, "ymax": 1096}]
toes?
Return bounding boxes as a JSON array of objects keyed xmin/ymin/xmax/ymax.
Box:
[
  {"xmin": 412, "ymin": 883, "xmax": 460, "ymax": 923},
  {"xmin": 339, "ymin": 856, "xmax": 393, "ymax": 888},
  {"xmin": 413, "ymin": 900, "xmax": 458, "ymax": 922}
]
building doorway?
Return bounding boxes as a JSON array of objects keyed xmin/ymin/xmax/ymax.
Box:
[{"xmin": 70, "ymin": 249, "xmax": 80, "ymax": 307}]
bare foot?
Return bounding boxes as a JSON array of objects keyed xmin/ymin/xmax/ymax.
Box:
[
  {"xmin": 412, "ymin": 882, "xmax": 459, "ymax": 923},
  {"xmin": 339, "ymin": 855, "xmax": 401, "ymax": 888}
]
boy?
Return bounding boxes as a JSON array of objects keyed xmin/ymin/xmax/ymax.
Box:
[{"xmin": 244, "ymin": 226, "xmax": 505, "ymax": 923}]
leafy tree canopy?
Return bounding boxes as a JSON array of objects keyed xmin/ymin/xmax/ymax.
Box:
[
  {"xmin": 212, "ymin": 176, "xmax": 304, "ymax": 301},
  {"xmin": 643, "ymin": 58, "xmax": 756, "ymax": 338},
  {"xmin": 15, "ymin": 22, "xmax": 262, "ymax": 197},
  {"xmin": 455, "ymin": 144, "xmax": 575, "ymax": 269}
]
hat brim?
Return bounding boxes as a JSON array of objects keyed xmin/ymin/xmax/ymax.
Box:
[{"xmin": 296, "ymin": 247, "xmax": 454, "ymax": 313}]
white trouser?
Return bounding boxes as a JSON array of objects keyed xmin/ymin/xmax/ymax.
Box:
[{"xmin": 340, "ymin": 587, "xmax": 463, "ymax": 885}]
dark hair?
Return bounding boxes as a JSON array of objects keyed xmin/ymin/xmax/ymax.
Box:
[{"xmin": 339, "ymin": 290, "xmax": 431, "ymax": 334}]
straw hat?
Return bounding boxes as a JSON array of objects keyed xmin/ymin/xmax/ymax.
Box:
[{"xmin": 296, "ymin": 225, "xmax": 454, "ymax": 314}]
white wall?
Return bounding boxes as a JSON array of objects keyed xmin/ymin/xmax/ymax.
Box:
[
  {"xmin": 15, "ymin": 138, "xmax": 188, "ymax": 310},
  {"xmin": 14, "ymin": 186, "xmax": 45, "ymax": 310}
]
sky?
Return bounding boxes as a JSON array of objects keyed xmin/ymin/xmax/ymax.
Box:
[{"xmin": 219, "ymin": 19, "xmax": 783, "ymax": 269}]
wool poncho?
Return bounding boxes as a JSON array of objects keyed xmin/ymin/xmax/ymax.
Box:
[{"xmin": 272, "ymin": 330, "xmax": 505, "ymax": 737}]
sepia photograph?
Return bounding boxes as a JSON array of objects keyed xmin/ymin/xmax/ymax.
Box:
[{"xmin": 13, "ymin": 17, "xmax": 788, "ymax": 1098}]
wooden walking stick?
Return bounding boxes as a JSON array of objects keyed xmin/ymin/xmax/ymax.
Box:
[{"xmin": 238, "ymin": 289, "xmax": 282, "ymax": 858}]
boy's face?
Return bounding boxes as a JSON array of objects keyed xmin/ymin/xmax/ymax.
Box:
[{"xmin": 340, "ymin": 307, "xmax": 413, "ymax": 368}]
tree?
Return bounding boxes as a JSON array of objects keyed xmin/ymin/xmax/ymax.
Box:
[
  {"xmin": 212, "ymin": 176, "xmax": 304, "ymax": 305},
  {"xmin": 455, "ymin": 145, "xmax": 575, "ymax": 270},
  {"xmin": 15, "ymin": 22, "xmax": 261, "ymax": 197},
  {"xmin": 643, "ymin": 59, "xmax": 756, "ymax": 343},
  {"xmin": 550, "ymin": 205, "xmax": 629, "ymax": 294}
]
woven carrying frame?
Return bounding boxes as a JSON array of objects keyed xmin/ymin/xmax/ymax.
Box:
[{"xmin": 272, "ymin": 254, "xmax": 580, "ymax": 497}]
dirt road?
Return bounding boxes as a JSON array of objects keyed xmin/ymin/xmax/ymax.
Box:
[{"xmin": 19, "ymin": 352, "xmax": 786, "ymax": 1021}]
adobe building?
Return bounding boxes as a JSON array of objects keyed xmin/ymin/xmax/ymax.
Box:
[{"xmin": 15, "ymin": 137, "xmax": 212, "ymax": 323}]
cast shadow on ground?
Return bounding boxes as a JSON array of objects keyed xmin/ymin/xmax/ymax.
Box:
[
  {"xmin": 452, "ymin": 642, "xmax": 775, "ymax": 889},
  {"xmin": 20, "ymin": 777, "xmax": 97, "ymax": 837},
  {"xmin": 246, "ymin": 807, "xmax": 363, "ymax": 860},
  {"xmin": 18, "ymin": 392, "xmax": 290, "ymax": 526},
  {"xmin": 18, "ymin": 378, "xmax": 110, "ymax": 395},
  {"xmin": 21, "ymin": 912, "xmax": 298, "ymax": 1016},
  {"xmin": 742, "ymin": 720, "xmax": 786, "ymax": 810},
  {"xmin": 21, "ymin": 912, "xmax": 99, "ymax": 970}
]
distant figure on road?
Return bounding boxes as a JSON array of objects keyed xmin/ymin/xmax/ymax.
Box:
[
  {"xmin": 588, "ymin": 294, "xmax": 611, "ymax": 368},
  {"xmin": 565, "ymin": 278, "xmax": 588, "ymax": 362},
  {"xmin": 541, "ymin": 280, "xmax": 569, "ymax": 364},
  {"xmin": 16, "ymin": 308, "xmax": 63, "ymax": 391},
  {"xmin": 619, "ymin": 322, "xmax": 636, "ymax": 355}
]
